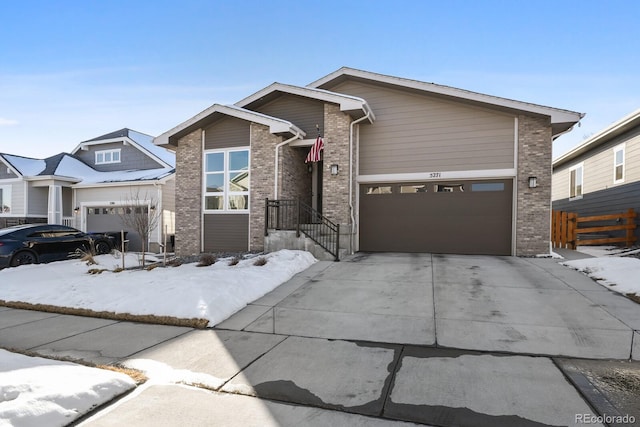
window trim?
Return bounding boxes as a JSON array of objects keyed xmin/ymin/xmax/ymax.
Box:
[
  {"xmin": 613, "ymin": 143, "xmax": 625, "ymax": 184},
  {"xmin": 569, "ymin": 163, "xmax": 584, "ymax": 200},
  {"xmin": 0, "ymin": 184, "xmax": 12, "ymax": 215},
  {"xmin": 203, "ymin": 147, "xmax": 250, "ymax": 213},
  {"xmin": 95, "ymin": 148, "xmax": 121, "ymax": 165}
]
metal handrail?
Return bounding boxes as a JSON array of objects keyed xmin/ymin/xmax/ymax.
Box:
[{"xmin": 265, "ymin": 198, "xmax": 340, "ymax": 261}]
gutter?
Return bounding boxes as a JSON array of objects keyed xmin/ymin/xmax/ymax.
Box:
[{"xmin": 348, "ymin": 111, "xmax": 373, "ymax": 254}]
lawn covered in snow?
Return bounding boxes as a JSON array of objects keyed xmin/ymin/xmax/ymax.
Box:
[
  {"xmin": 0, "ymin": 349, "xmax": 135, "ymax": 427},
  {"xmin": 563, "ymin": 253, "xmax": 640, "ymax": 296},
  {"xmin": 0, "ymin": 249, "xmax": 316, "ymax": 327}
]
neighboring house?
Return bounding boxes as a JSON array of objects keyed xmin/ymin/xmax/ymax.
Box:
[
  {"xmin": 155, "ymin": 67, "xmax": 583, "ymax": 257},
  {"xmin": 552, "ymin": 108, "xmax": 640, "ymax": 242},
  {"xmin": 0, "ymin": 129, "xmax": 175, "ymax": 252}
]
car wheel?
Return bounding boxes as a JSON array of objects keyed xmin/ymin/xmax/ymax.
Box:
[
  {"xmin": 10, "ymin": 251, "xmax": 37, "ymax": 267},
  {"xmin": 94, "ymin": 240, "xmax": 112, "ymax": 255}
]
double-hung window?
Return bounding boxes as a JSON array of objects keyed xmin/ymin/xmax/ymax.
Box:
[
  {"xmin": 613, "ymin": 144, "xmax": 625, "ymax": 184},
  {"xmin": 95, "ymin": 149, "xmax": 121, "ymax": 165},
  {"xmin": 569, "ymin": 164, "xmax": 583, "ymax": 199},
  {"xmin": 0, "ymin": 185, "xmax": 11, "ymax": 214},
  {"xmin": 204, "ymin": 148, "xmax": 250, "ymax": 212}
]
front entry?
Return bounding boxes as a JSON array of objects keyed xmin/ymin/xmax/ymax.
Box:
[{"xmin": 311, "ymin": 160, "xmax": 323, "ymax": 213}]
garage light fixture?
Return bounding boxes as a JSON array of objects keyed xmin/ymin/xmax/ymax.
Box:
[
  {"xmin": 74, "ymin": 206, "xmax": 80, "ymax": 214},
  {"xmin": 528, "ymin": 176, "xmax": 538, "ymax": 188},
  {"xmin": 330, "ymin": 164, "xmax": 339, "ymax": 175}
]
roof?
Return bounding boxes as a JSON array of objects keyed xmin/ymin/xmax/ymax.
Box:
[
  {"xmin": 308, "ymin": 67, "xmax": 584, "ymax": 137},
  {"xmin": 154, "ymin": 104, "xmax": 306, "ymax": 147},
  {"xmin": 235, "ymin": 82, "xmax": 375, "ymax": 121},
  {"xmin": 553, "ymin": 108, "xmax": 640, "ymax": 168},
  {"xmin": 74, "ymin": 128, "xmax": 175, "ymax": 168},
  {"xmin": 0, "ymin": 154, "xmax": 47, "ymax": 177}
]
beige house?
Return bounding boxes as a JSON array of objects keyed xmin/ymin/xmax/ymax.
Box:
[{"xmin": 155, "ymin": 68, "xmax": 583, "ymax": 258}]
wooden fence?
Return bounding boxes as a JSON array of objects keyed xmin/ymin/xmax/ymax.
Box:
[{"xmin": 552, "ymin": 208, "xmax": 637, "ymax": 249}]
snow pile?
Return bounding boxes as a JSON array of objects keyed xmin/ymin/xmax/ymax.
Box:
[
  {"xmin": 563, "ymin": 256, "xmax": 640, "ymax": 296},
  {"xmin": 0, "ymin": 250, "xmax": 316, "ymax": 326},
  {"xmin": 0, "ymin": 349, "xmax": 135, "ymax": 427}
]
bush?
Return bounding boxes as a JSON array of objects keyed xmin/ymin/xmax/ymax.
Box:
[
  {"xmin": 228, "ymin": 256, "xmax": 241, "ymax": 266},
  {"xmin": 197, "ymin": 253, "xmax": 217, "ymax": 267},
  {"xmin": 253, "ymin": 257, "xmax": 267, "ymax": 266}
]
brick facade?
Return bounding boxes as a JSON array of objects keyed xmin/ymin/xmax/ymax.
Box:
[
  {"xmin": 516, "ymin": 115, "xmax": 553, "ymax": 256},
  {"xmin": 174, "ymin": 129, "xmax": 202, "ymax": 256}
]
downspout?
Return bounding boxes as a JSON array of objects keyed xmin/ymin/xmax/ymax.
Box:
[
  {"xmin": 349, "ymin": 111, "xmax": 372, "ymax": 254},
  {"xmin": 274, "ymin": 132, "xmax": 304, "ymax": 199}
]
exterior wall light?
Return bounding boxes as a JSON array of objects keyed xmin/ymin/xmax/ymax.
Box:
[
  {"xmin": 330, "ymin": 164, "xmax": 339, "ymax": 175},
  {"xmin": 528, "ymin": 176, "xmax": 538, "ymax": 188},
  {"xmin": 73, "ymin": 207, "xmax": 80, "ymax": 214}
]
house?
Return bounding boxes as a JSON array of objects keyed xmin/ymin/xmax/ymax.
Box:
[
  {"xmin": 155, "ymin": 67, "xmax": 583, "ymax": 258},
  {"xmin": 0, "ymin": 129, "xmax": 175, "ymax": 252},
  {"xmin": 552, "ymin": 108, "xmax": 640, "ymax": 242}
]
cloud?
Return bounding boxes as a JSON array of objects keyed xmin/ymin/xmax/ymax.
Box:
[{"xmin": 0, "ymin": 118, "xmax": 18, "ymax": 126}]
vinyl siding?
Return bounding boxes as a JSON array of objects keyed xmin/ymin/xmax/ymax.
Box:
[
  {"xmin": 75, "ymin": 184, "xmax": 160, "ymax": 206},
  {"xmin": 252, "ymin": 94, "xmax": 325, "ymax": 137},
  {"xmin": 75, "ymin": 141, "xmax": 165, "ymax": 172},
  {"xmin": 205, "ymin": 117, "xmax": 250, "ymax": 150},
  {"xmin": 27, "ymin": 185, "xmax": 48, "ymax": 216},
  {"xmin": 203, "ymin": 214, "xmax": 249, "ymax": 252},
  {"xmin": 0, "ymin": 181, "xmax": 25, "ymax": 216},
  {"xmin": 329, "ymin": 80, "xmax": 515, "ymax": 175},
  {"xmin": 552, "ymin": 124, "xmax": 640, "ymax": 201}
]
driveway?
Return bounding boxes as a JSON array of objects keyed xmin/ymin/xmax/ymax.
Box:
[
  {"xmin": 2, "ymin": 253, "xmax": 639, "ymax": 426},
  {"xmin": 219, "ymin": 252, "xmax": 638, "ymax": 360}
]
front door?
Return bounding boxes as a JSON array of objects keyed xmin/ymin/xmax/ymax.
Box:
[{"xmin": 312, "ymin": 160, "xmax": 323, "ymax": 213}]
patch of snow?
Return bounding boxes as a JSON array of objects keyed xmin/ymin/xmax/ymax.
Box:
[
  {"xmin": 563, "ymin": 256, "xmax": 640, "ymax": 295},
  {"xmin": 122, "ymin": 359, "xmax": 224, "ymax": 390},
  {"xmin": 0, "ymin": 349, "xmax": 135, "ymax": 427}
]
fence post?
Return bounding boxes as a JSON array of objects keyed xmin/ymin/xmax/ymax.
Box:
[
  {"xmin": 335, "ymin": 223, "xmax": 340, "ymax": 261},
  {"xmin": 568, "ymin": 213, "xmax": 578, "ymax": 250},
  {"xmin": 296, "ymin": 199, "xmax": 301, "ymax": 238},
  {"xmin": 626, "ymin": 208, "xmax": 636, "ymax": 247},
  {"xmin": 264, "ymin": 198, "xmax": 269, "ymax": 236}
]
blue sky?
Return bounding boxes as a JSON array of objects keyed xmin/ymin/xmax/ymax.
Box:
[{"xmin": 1, "ymin": 0, "xmax": 638, "ymax": 159}]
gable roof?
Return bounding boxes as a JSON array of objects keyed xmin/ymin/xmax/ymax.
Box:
[
  {"xmin": 73, "ymin": 128, "xmax": 175, "ymax": 168},
  {"xmin": 154, "ymin": 104, "xmax": 306, "ymax": 147},
  {"xmin": 553, "ymin": 108, "xmax": 640, "ymax": 168},
  {"xmin": 0, "ymin": 154, "xmax": 46, "ymax": 177},
  {"xmin": 235, "ymin": 82, "xmax": 375, "ymax": 121},
  {"xmin": 309, "ymin": 67, "xmax": 584, "ymax": 137}
]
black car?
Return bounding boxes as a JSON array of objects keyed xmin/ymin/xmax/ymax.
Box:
[{"xmin": 0, "ymin": 224, "xmax": 115, "ymax": 269}]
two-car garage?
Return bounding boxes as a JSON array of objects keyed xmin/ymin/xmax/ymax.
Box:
[{"xmin": 358, "ymin": 179, "xmax": 513, "ymax": 255}]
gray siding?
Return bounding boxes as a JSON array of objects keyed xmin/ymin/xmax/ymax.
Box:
[
  {"xmin": 27, "ymin": 185, "xmax": 48, "ymax": 216},
  {"xmin": 330, "ymin": 80, "xmax": 515, "ymax": 175},
  {"xmin": 205, "ymin": 117, "xmax": 250, "ymax": 150},
  {"xmin": 552, "ymin": 180, "xmax": 640, "ymax": 242},
  {"xmin": 253, "ymin": 94, "xmax": 325, "ymax": 137},
  {"xmin": 75, "ymin": 141, "xmax": 165, "ymax": 172},
  {"xmin": 552, "ymin": 123, "xmax": 640, "ymax": 201},
  {"xmin": 203, "ymin": 214, "xmax": 249, "ymax": 252},
  {"xmin": 0, "ymin": 163, "xmax": 18, "ymax": 179}
]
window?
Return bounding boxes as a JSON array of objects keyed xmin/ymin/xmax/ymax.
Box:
[
  {"xmin": 0, "ymin": 185, "xmax": 11, "ymax": 214},
  {"xmin": 204, "ymin": 148, "xmax": 249, "ymax": 211},
  {"xmin": 435, "ymin": 184, "xmax": 464, "ymax": 193},
  {"xmin": 570, "ymin": 164, "xmax": 583, "ymax": 199},
  {"xmin": 471, "ymin": 182, "xmax": 505, "ymax": 192},
  {"xmin": 95, "ymin": 149, "xmax": 121, "ymax": 165},
  {"xmin": 400, "ymin": 184, "xmax": 427, "ymax": 193},
  {"xmin": 614, "ymin": 144, "xmax": 625, "ymax": 184},
  {"xmin": 366, "ymin": 185, "xmax": 393, "ymax": 194}
]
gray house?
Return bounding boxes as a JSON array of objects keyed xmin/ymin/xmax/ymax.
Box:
[
  {"xmin": 552, "ymin": 108, "xmax": 640, "ymax": 242},
  {"xmin": 0, "ymin": 129, "xmax": 175, "ymax": 251},
  {"xmin": 156, "ymin": 67, "xmax": 583, "ymax": 257}
]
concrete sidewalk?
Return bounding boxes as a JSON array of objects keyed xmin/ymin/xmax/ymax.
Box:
[{"xmin": 3, "ymin": 252, "xmax": 639, "ymax": 426}]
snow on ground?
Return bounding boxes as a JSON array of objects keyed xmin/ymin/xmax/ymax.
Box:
[
  {"xmin": 0, "ymin": 249, "xmax": 316, "ymax": 326},
  {"xmin": 0, "ymin": 349, "xmax": 135, "ymax": 427},
  {"xmin": 562, "ymin": 247, "xmax": 640, "ymax": 296}
]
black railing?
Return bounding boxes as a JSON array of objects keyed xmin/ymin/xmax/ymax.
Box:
[{"xmin": 265, "ymin": 198, "xmax": 340, "ymax": 261}]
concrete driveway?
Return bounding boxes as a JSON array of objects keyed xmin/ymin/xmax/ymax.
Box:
[
  {"xmin": 219, "ymin": 252, "xmax": 638, "ymax": 360},
  {"xmin": 3, "ymin": 253, "xmax": 639, "ymax": 426}
]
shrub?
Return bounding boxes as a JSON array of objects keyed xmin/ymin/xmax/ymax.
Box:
[
  {"xmin": 228, "ymin": 256, "xmax": 241, "ymax": 266},
  {"xmin": 253, "ymin": 257, "xmax": 267, "ymax": 266},
  {"xmin": 197, "ymin": 253, "xmax": 217, "ymax": 267}
]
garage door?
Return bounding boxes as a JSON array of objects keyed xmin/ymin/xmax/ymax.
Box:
[
  {"xmin": 86, "ymin": 207, "xmax": 142, "ymax": 251},
  {"xmin": 359, "ymin": 179, "xmax": 513, "ymax": 255}
]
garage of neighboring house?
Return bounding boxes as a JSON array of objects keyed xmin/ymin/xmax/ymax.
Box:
[
  {"xmin": 359, "ymin": 179, "xmax": 513, "ymax": 255},
  {"xmin": 85, "ymin": 206, "xmax": 144, "ymax": 252}
]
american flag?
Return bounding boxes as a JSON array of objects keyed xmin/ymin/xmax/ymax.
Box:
[{"xmin": 305, "ymin": 136, "xmax": 324, "ymax": 163}]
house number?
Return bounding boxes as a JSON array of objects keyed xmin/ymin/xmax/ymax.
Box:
[{"xmin": 429, "ymin": 172, "xmax": 442, "ymax": 178}]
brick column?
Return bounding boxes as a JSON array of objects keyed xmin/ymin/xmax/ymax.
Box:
[
  {"xmin": 175, "ymin": 129, "xmax": 202, "ymax": 256},
  {"xmin": 516, "ymin": 115, "xmax": 553, "ymax": 256}
]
